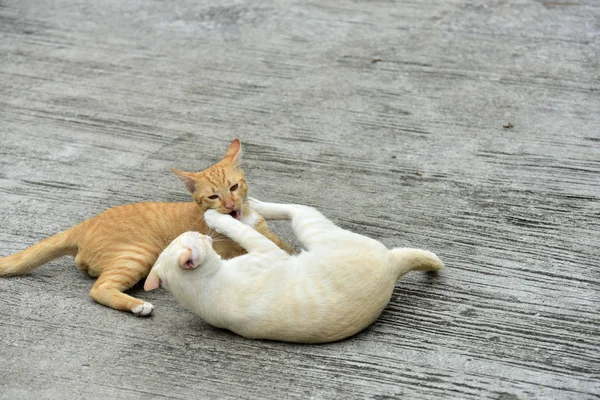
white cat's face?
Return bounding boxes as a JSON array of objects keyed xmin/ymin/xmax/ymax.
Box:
[{"xmin": 144, "ymin": 231, "xmax": 213, "ymax": 291}]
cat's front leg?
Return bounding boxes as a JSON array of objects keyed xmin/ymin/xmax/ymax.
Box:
[
  {"xmin": 204, "ymin": 209, "xmax": 236, "ymax": 232},
  {"xmin": 204, "ymin": 210, "xmax": 287, "ymax": 255}
]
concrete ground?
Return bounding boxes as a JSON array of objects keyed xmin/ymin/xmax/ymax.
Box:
[{"xmin": 0, "ymin": 0, "xmax": 598, "ymax": 399}]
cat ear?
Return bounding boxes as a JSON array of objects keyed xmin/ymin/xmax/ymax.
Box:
[
  {"xmin": 223, "ymin": 138, "xmax": 242, "ymax": 165},
  {"xmin": 171, "ymin": 168, "xmax": 198, "ymax": 193},
  {"xmin": 144, "ymin": 268, "xmax": 161, "ymax": 291},
  {"xmin": 178, "ymin": 248, "xmax": 192, "ymax": 268}
]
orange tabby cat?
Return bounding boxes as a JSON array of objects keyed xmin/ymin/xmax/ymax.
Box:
[{"xmin": 0, "ymin": 139, "xmax": 292, "ymax": 316}]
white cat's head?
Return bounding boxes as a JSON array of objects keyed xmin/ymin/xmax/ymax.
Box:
[{"xmin": 144, "ymin": 231, "xmax": 214, "ymax": 291}]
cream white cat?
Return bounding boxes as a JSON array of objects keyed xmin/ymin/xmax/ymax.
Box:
[{"xmin": 144, "ymin": 198, "xmax": 444, "ymax": 343}]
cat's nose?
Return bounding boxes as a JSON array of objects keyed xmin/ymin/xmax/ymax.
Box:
[{"xmin": 224, "ymin": 201, "xmax": 235, "ymax": 210}]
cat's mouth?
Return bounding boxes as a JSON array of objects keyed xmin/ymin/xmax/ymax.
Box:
[{"xmin": 229, "ymin": 210, "xmax": 241, "ymax": 220}]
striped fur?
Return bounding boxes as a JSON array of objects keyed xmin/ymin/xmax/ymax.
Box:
[{"xmin": 0, "ymin": 139, "xmax": 292, "ymax": 316}]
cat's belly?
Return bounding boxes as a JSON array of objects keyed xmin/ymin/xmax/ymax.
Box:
[{"xmin": 228, "ymin": 251, "xmax": 397, "ymax": 343}]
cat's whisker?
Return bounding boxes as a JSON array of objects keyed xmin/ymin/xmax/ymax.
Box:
[
  {"xmin": 208, "ymin": 232, "xmax": 225, "ymax": 240},
  {"xmin": 207, "ymin": 229, "xmax": 220, "ymax": 240}
]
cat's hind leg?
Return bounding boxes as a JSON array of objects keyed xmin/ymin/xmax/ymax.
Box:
[
  {"xmin": 89, "ymin": 259, "xmax": 154, "ymax": 316},
  {"xmin": 205, "ymin": 210, "xmax": 287, "ymax": 256},
  {"xmin": 250, "ymin": 198, "xmax": 342, "ymax": 250}
]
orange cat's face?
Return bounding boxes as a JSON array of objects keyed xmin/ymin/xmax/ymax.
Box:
[
  {"xmin": 172, "ymin": 139, "xmax": 249, "ymax": 220},
  {"xmin": 190, "ymin": 163, "xmax": 248, "ymax": 218}
]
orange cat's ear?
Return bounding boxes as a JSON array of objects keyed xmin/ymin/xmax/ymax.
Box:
[
  {"xmin": 144, "ymin": 268, "xmax": 161, "ymax": 291},
  {"xmin": 171, "ymin": 168, "xmax": 198, "ymax": 193},
  {"xmin": 223, "ymin": 138, "xmax": 242, "ymax": 165}
]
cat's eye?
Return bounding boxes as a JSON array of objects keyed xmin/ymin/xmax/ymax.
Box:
[
  {"xmin": 208, "ymin": 195, "xmax": 219, "ymax": 200},
  {"xmin": 230, "ymin": 184, "xmax": 239, "ymax": 192}
]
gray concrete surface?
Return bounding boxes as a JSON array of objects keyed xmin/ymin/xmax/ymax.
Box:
[{"xmin": 1, "ymin": 0, "xmax": 599, "ymax": 399}]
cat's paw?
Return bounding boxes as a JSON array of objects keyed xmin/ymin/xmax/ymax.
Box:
[
  {"xmin": 248, "ymin": 197, "xmax": 266, "ymax": 212},
  {"xmin": 204, "ymin": 209, "xmax": 224, "ymax": 227},
  {"xmin": 248, "ymin": 198, "xmax": 290, "ymax": 220},
  {"xmin": 132, "ymin": 302, "xmax": 154, "ymax": 317},
  {"xmin": 248, "ymin": 197, "xmax": 262, "ymax": 205}
]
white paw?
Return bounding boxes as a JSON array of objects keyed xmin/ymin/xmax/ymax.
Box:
[
  {"xmin": 203, "ymin": 209, "xmax": 222, "ymax": 227},
  {"xmin": 248, "ymin": 197, "xmax": 264, "ymax": 212},
  {"xmin": 132, "ymin": 302, "xmax": 154, "ymax": 317}
]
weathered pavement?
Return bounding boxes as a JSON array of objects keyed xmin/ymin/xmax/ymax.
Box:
[{"xmin": 0, "ymin": 0, "xmax": 598, "ymax": 399}]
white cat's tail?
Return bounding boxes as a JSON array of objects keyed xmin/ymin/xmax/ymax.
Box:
[{"xmin": 389, "ymin": 248, "xmax": 444, "ymax": 280}]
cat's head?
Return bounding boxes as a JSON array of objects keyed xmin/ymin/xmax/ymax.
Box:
[
  {"xmin": 144, "ymin": 231, "xmax": 214, "ymax": 291},
  {"xmin": 171, "ymin": 139, "xmax": 248, "ymax": 219}
]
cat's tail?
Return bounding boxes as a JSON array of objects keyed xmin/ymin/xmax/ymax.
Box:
[
  {"xmin": 389, "ymin": 248, "xmax": 444, "ymax": 280},
  {"xmin": 0, "ymin": 228, "xmax": 78, "ymax": 276}
]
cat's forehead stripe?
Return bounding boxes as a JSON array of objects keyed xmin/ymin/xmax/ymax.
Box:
[
  {"xmin": 204, "ymin": 168, "xmax": 226, "ymax": 188},
  {"xmin": 202, "ymin": 167, "xmax": 242, "ymax": 192}
]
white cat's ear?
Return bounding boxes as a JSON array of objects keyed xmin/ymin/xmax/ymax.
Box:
[
  {"xmin": 223, "ymin": 138, "xmax": 242, "ymax": 165},
  {"xmin": 178, "ymin": 248, "xmax": 193, "ymax": 268},
  {"xmin": 144, "ymin": 268, "xmax": 161, "ymax": 291},
  {"xmin": 171, "ymin": 169, "xmax": 197, "ymax": 193}
]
